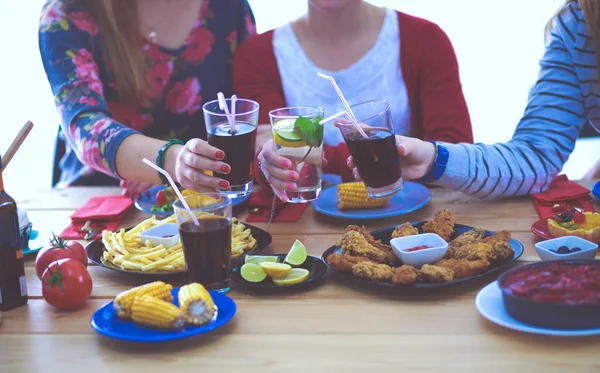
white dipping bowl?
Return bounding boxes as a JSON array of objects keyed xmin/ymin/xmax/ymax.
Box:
[
  {"xmin": 139, "ymin": 223, "xmax": 180, "ymax": 248},
  {"xmin": 534, "ymin": 236, "xmax": 598, "ymax": 261},
  {"xmin": 390, "ymin": 233, "xmax": 448, "ymax": 268}
]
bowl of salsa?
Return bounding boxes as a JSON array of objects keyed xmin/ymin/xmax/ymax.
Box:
[{"xmin": 498, "ymin": 260, "xmax": 600, "ymax": 329}]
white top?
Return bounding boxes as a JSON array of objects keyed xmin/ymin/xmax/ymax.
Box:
[{"xmin": 272, "ymin": 8, "xmax": 411, "ymax": 146}]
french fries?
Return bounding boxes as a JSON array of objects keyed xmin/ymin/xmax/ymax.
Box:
[{"xmin": 101, "ymin": 215, "xmax": 258, "ymax": 272}]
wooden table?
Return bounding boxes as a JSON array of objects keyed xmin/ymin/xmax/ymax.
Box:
[{"xmin": 2, "ymin": 181, "xmax": 600, "ymax": 372}]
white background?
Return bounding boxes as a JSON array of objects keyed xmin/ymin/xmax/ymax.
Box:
[{"xmin": 0, "ymin": 0, "xmax": 597, "ymax": 197}]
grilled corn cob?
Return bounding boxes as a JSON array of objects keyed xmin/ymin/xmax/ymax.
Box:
[
  {"xmin": 337, "ymin": 182, "xmax": 389, "ymax": 210},
  {"xmin": 131, "ymin": 295, "xmax": 185, "ymax": 329},
  {"xmin": 114, "ymin": 281, "xmax": 173, "ymax": 319},
  {"xmin": 178, "ymin": 283, "xmax": 215, "ymax": 325}
]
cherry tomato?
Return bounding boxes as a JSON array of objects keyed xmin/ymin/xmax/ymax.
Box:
[
  {"xmin": 35, "ymin": 234, "xmax": 88, "ymax": 278},
  {"xmin": 41, "ymin": 258, "xmax": 93, "ymax": 310}
]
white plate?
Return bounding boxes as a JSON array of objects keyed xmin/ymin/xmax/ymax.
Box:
[{"xmin": 475, "ymin": 281, "xmax": 600, "ymax": 337}]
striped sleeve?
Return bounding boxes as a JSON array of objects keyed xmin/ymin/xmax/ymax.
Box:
[{"xmin": 435, "ymin": 8, "xmax": 587, "ymax": 199}]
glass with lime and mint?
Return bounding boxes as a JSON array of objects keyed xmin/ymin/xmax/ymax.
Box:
[{"xmin": 268, "ymin": 107, "xmax": 324, "ymax": 203}]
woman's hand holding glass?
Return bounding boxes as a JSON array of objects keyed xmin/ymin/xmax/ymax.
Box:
[{"xmin": 173, "ymin": 138, "xmax": 233, "ymax": 192}]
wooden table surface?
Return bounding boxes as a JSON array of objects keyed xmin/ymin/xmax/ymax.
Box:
[{"xmin": 2, "ymin": 181, "xmax": 599, "ymax": 373}]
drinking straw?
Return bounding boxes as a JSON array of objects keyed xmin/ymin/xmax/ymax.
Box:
[
  {"xmin": 316, "ymin": 73, "xmax": 368, "ymax": 138},
  {"xmin": 230, "ymin": 94, "xmax": 238, "ymax": 134},
  {"xmin": 1, "ymin": 120, "xmax": 33, "ymax": 171},
  {"xmin": 319, "ymin": 109, "xmax": 351, "ymax": 125},
  {"xmin": 217, "ymin": 92, "xmax": 235, "ymax": 134},
  {"xmin": 142, "ymin": 158, "xmax": 199, "ymax": 225}
]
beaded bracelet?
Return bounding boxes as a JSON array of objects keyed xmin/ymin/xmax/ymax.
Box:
[{"xmin": 156, "ymin": 139, "xmax": 184, "ymax": 184}]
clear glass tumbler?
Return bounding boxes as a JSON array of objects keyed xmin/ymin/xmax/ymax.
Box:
[
  {"xmin": 269, "ymin": 106, "xmax": 324, "ymax": 203},
  {"xmin": 336, "ymin": 99, "xmax": 403, "ymax": 199},
  {"xmin": 203, "ymin": 98, "xmax": 259, "ymax": 197},
  {"xmin": 172, "ymin": 193, "xmax": 232, "ymax": 294}
]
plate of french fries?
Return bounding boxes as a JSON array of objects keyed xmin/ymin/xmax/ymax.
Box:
[{"xmin": 85, "ymin": 214, "xmax": 272, "ymax": 275}]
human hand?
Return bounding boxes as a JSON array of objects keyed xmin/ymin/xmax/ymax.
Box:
[
  {"xmin": 173, "ymin": 138, "xmax": 232, "ymax": 192},
  {"xmin": 347, "ymin": 136, "xmax": 436, "ymax": 181}
]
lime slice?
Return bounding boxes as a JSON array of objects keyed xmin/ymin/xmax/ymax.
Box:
[
  {"xmin": 273, "ymin": 119, "xmax": 306, "ymax": 148},
  {"xmin": 260, "ymin": 262, "xmax": 292, "ymax": 279},
  {"xmin": 284, "ymin": 239, "xmax": 308, "ymax": 265},
  {"xmin": 272, "ymin": 268, "xmax": 310, "ymax": 286},
  {"xmin": 245, "ymin": 255, "xmax": 279, "ymax": 265},
  {"xmin": 240, "ymin": 263, "xmax": 267, "ymax": 283}
]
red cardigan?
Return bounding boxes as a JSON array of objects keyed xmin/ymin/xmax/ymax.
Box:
[{"xmin": 233, "ymin": 11, "xmax": 473, "ymax": 184}]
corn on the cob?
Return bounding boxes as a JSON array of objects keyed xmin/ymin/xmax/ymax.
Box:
[
  {"xmin": 113, "ymin": 281, "xmax": 173, "ymax": 319},
  {"xmin": 131, "ymin": 295, "xmax": 185, "ymax": 329},
  {"xmin": 337, "ymin": 182, "xmax": 389, "ymax": 210},
  {"xmin": 178, "ymin": 283, "xmax": 215, "ymax": 325}
]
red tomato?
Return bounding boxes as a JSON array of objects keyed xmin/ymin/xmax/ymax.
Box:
[
  {"xmin": 35, "ymin": 234, "xmax": 88, "ymax": 278},
  {"xmin": 156, "ymin": 189, "xmax": 168, "ymax": 206},
  {"xmin": 42, "ymin": 258, "xmax": 93, "ymax": 310}
]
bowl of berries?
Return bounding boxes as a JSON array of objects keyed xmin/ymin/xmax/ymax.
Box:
[
  {"xmin": 546, "ymin": 204, "xmax": 600, "ymax": 243},
  {"xmin": 535, "ymin": 236, "xmax": 598, "ymax": 261}
]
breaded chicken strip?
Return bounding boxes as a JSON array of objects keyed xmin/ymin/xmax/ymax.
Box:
[
  {"xmin": 391, "ymin": 223, "xmax": 419, "ymax": 239},
  {"xmin": 352, "ymin": 262, "xmax": 395, "ymax": 282},
  {"xmin": 491, "ymin": 241, "xmax": 515, "ymax": 263},
  {"xmin": 482, "ymin": 230, "xmax": 511, "ymax": 246},
  {"xmin": 340, "ymin": 231, "xmax": 399, "ymax": 265},
  {"xmin": 446, "ymin": 227, "xmax": 486, "ymax": 258},
  {"xmin": 422, "ymin": 208, "xmax": 455, "ymax": 242},
  {"xmin": 344, "ymin": 225, "xmax": 392, "ymax": 252},
  {"xmin": 392, "ymin": 265, "xmax": 419, "ymax": 285},
  {"xmin": 434, "ymin": 258, "xmax": 490, "ymax": 279},
  {"xmin": 418, "ymin": 264, "xmax": 454, "ymax": 283},
  {"xmin": 326, "ymin": 253, "xmax": 370, "ymax": 273},
  {"xmin": 457, "ymin": 241, "xmax": 514, "ymax": 264}
]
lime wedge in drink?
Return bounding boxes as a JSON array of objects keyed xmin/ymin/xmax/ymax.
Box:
[
  {"xmin": 273, "ymin": 119, "xmax": 306, "ymax": 148},
  {"xmin": 240, "ymin": 263, "xmax": 267, "ymax": 283},
  {"xmin": 245, "ymin": 255, "xmax": 280, "ymax": 265},
  {"xmin": 284, "ymin": 239, "xmax": 308, "ymax": 265},
  {"xmin": 272, "ymin": 268, "xmax": 310, "ymax": 286}
]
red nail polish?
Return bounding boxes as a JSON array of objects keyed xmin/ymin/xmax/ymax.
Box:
[
  {"xmin": 219, "ymin": 180, "xmax": 229, "ymax": 188},
  {"xmin": 288, "ymin": 172, "xmax": 297, "ymax": 180},
  {"xmin": 216, "ymin": 151, "xmax": 225, "ymax": 159},
  {"xmin": 221, "ymin": 165, "xmax": 230, "ymax": 173}
]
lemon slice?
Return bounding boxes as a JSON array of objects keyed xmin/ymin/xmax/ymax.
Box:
[
  {"xmin": 284, "ymin": 239, "xmax": 308, "ymax": 265},
  {"xmin": 240, "ymin": 263, "xmax": 267, "ymax": 283},
  {"xmin": 245, "ymin": 255, "xmax": 280, "ymax": 265},
  {"xmin": 272, "ymin": 268, "xmax": 310, "ymax": 286},
  {"xmin": 272, "ymin": 119, "xmax": 306, "ymax": 148},
  {"xmin": 259, "ymin": 262, "xmax": 292, "ymax": 279}
]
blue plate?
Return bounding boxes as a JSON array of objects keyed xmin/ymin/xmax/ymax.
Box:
[
  {"xmin": 476, "ymin": 281, "xmax": 600, "ymax": 336},
  {"xmin": 135, "ymin": 186, "xmax": 250, "ymax": 216},
  {"xmin": 593, "ymin": 180, "xmax": 600, "ymax": 199},
  {"xmin": 312, "ymin": 181, "xmax": 431, "ymax": 220},
  {"xmin": 90, "ymin": 288, "xmax": 236, "ymax": 342}
]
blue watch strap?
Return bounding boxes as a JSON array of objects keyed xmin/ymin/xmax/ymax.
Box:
[{"xmin": 419, "ymin": 141, "xmax": 449, "ymax": 183}]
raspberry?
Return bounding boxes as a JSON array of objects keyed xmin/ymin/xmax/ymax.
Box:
[
  {"xmin": 552, "ymin": 214, "xmax": 564, "ymax": 223},
  {"xmin": 572, "ymin": 211, "xmax": 586, "ymax": 224},
  {"xmin": 552, "ymin": 203, "xmax": 568, "ymax": 213}
]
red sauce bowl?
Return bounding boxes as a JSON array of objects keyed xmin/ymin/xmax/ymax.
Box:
[{"xmin": 498, "ymin": 260, "xmax": 600, "ymax": 330}]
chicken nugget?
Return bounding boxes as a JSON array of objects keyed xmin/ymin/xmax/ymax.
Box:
[
  {"xmin": 491, "ymin": 241, "xmax": 515, "ymax": 264},
  {"xmin": 446, "ymin": 227, "xmax": 486, "ymax": 258},
  {"xmin": 464, "ymin": 242, "xmax": 495, "ymax": 262},
  {"xmin": 340, "ymin": 231, "xmax": 399, "ymax": 265},
  {"xmin": 392, "ymin": 265, "xmax": 418, "ymax": 285},
  {"xmin": 326, "ymin": 253, "xmax": 370, "ymax": 273},
  {"xmin": 434, "ymin": 258, "xmax": 489, "ymax": 279},
  {"xmin": 418, "ymin": 264, "xmax": 454, "ymax": 283},
  {"xmin": 392, "ymin": 223, "xmax": 419, "ymax": 239},
  {"xmin": 343, "ymin": 225, "xmax": 392, "ymax": 251},
  {"xmin": 352, "ymin": 262, "xmax": 395, "ymax": 282},
  {"xmin": 482, "ymin": 230, "xmax": 511, "ymax": 246},
  {"xmin": 422, "ymin": 208, "xmax": 455, "ymax": 242}
]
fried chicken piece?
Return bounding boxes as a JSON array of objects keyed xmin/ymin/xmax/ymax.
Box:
[
  {"xmin": 340, "ymin": 231, "xmax": 399, "ymax": 266},
  {"xmin": 446, "ymin": 227, "xmax": 486, "ymax": 258},
  {"xmin": 344, "ymin": 225, "xmax": 392, "ymax": 252},
  {"xmin": 422, "ymin": 208, "xmax": 455, "ymax": 242},
  {"xmin": 434, "ymin": 258, "xmax": 490, "ymax": 279},
  {"xmin": 482, "ymin": 230, "xmax": 511, "ymax": 246},
  {"xmin": 391, "ymin": 223, "xmax": 419, "ymax": 239},
  {"xmin": 392, "ymin": 265, "xmax": 418, "ymax": 285},
  {"xmin": 352, "ymin": 262, "xmax": 395, "ymax": 282},
  {"xmin": 455, "ymin": 241, "xmax": 514, "ymax": 265},
  {"xmin": 418, "ymin": 264, "xmax": 455, "ymax": 283},
  {"xmin": 326, "ymin": 253, "xmax": 370, "ymax": 273},
  {"xmin": 491, "ymin": 241, "xmax": 515, "ymax": 264}
]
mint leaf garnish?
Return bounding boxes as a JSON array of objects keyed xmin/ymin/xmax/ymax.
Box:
[{"xmin": 294, "ymin": 115, "xmax": 323, "ymax": 148}]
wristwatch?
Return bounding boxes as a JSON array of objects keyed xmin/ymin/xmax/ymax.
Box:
[{"xmin": 418, "ymin": 141, "xmax": 449, "ymax": 183}]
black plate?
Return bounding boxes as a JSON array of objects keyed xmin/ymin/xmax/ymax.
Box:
[
  {"xmin": 86, "ymin": 222, "xmax": 272, "ymax": 276},
  {"xmin": 321, "ymin": 222, "xmax": 524, "ymax": 289},
  {"xmin": 231, "ymin": 254, "xmax": 327, "ymax": 290}
]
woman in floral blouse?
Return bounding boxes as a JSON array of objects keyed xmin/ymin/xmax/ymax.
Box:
[{"xmin": 39, "ymin": 0, "xmax": 255, "ymax": 195}]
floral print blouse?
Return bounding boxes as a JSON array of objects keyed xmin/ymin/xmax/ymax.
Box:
[{"xmin": 39, "ymin": 0, "xmax": 256, "ymax": 187}]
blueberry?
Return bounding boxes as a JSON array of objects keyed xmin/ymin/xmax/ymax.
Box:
[
  {"xmin": 570, "ymin": 247, "xmax": 582, "ymax": 253},
  {"xmin": 556, "ymin": 246, "xmax": 570, "ymax": 254},
  {"xmin": 560, "ymin": 212, "xmax": 572, "ymax": 222}
]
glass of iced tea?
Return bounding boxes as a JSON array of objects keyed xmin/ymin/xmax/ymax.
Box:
[
  {"xmin": 172, "ymin": 193, "xmax": 232, "ymax": 294},
  {"xmin": 269, "ymin": 106, "xmax": 325, "ymax": 203},
  {"xmin": 337, "ymin": 99, "xmax": 403, "ymax": 199},
  {"xmin": 203, "ymin": 98, "xmax": 259, "ymax": 197}
]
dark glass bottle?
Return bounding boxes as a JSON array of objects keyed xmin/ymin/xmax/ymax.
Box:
[{"xmin": 0, "ymin": 158, "xmax": 28, "ymax": 311}]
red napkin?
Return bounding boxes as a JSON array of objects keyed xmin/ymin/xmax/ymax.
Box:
[
  {"xmin": 531, "ymin": 175, "xmax": 595, "ymax": 218},
  {"xmin": 245, "ymin": 189, "xmax": 309, "ymax": 223},
  {"xmin": 60, "ymin": 195, "xmax": 134, "ymax": 239}
]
